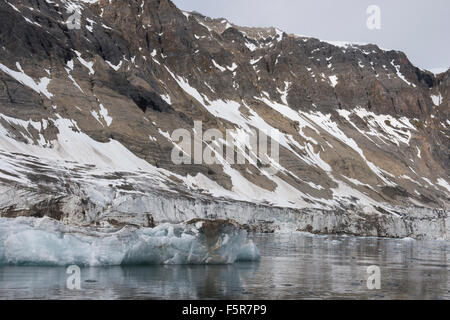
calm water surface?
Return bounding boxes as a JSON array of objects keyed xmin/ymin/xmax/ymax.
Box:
[{"xmin": 0, "ymin": 233, "xmax": 448, "ymax": 300}]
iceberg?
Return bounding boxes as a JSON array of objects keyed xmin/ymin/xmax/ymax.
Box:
[{"xmin": 0, "ymin": 217, "xmax": 260, "ymax": 266}]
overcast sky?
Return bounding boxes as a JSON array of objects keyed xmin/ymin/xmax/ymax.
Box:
[{"xmin": 172, "ymin": 0, "xmax": 449, "ymax": 73}]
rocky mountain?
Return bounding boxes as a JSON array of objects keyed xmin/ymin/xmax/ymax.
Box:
[{"xmin": 0, "ymin": 0, "xmax": 448, "ymax": 239}]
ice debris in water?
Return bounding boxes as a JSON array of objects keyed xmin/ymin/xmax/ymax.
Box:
[{"xmin": 0, "ymin": 217, "xmax": 260, "ymax": 266}]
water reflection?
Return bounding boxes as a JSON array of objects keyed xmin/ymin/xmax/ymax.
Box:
[
  {"xmin": 0, "ymin": 233, "xmax": 448, "ymax": 300},
  {"xmin": 0, "ymin": 263, "xmax": 260, "ymax": 300}
]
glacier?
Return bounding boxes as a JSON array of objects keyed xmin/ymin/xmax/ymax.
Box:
[{"xmin": 0, "ymin": 217, "xmax": 260, "ymax": 266}]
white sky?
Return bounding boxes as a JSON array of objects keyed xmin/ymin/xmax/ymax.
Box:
[{"xmin": 173, "ymin": 0, "xmax": 450, "ymax": 73}]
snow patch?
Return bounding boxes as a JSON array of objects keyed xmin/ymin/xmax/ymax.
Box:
[
  {"xmin": 74, "ymin": 50, "xmax": 95, "ymax": 75},
  {"xmin": 212, "ymin": 59, "xmax": 226, "ymax": 72},
  {"xmin": 329, "ymin": 75, "xmax": 338, "ymax": 88},
  {"xmin": 436, "ymin": 178, "xmax": 450, "ymax": 193},
  {"xmin": 245, "ymin": 42, "xmax": 258, "ymax": 51},
  {"xmin": 99, "ymin": 104, "xmax": 112, "ymax": 127},
  {"xmin": 106, "ymin": 60, "xmax": 122, "ymax": 71},
  {"xmin": 391, "ymin": 60, "xmax": 416, "ymax": 87},
  {"xmin": 431, "ymin": 94, "xmax": 443, "ymax": 106},
  {"xmin": 0, "ymin": 62, "xmax": 53, "ymax": 99},
  {"xmin": 227, "ymin": 63, "xmax": 238, "ymax": 72}
]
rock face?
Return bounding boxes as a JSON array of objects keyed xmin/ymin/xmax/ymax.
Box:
[{"xmin": 0, "ymin": 0, "xmax": 448, "ymax": 239}]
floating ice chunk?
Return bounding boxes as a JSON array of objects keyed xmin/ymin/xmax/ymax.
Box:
[
  {"xmin": 236, "ymin": 241, "xmax": 260, "ymax": 261},
  {"xmin": 0, "ymin": 217, "xmax": 259, "ymax": 266}
]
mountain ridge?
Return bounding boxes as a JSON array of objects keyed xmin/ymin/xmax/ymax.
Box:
[{"xmin": 0, "ymin": 0, "xmax": 448, "ymax": 239}]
